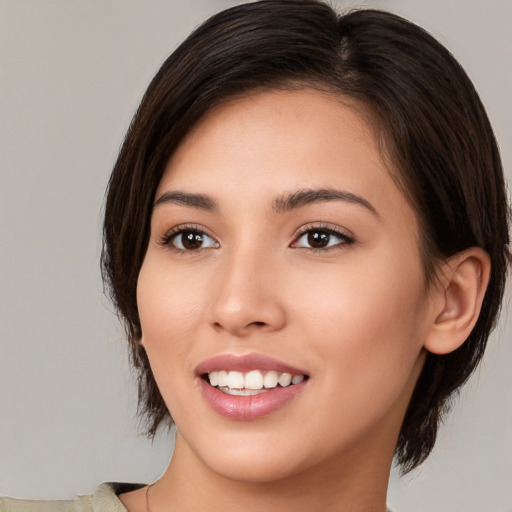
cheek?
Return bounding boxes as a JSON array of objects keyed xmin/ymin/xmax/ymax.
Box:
[
  {"xmin": 136, "ymin": 256, "xmax": 207, "ymax": 391},
  {"xmin": 285, "ymin": 257, "xmax": 428, "ymax": 445},
  {"xmin": 136, "ymin": 256, "xmax": 208, "ymax": 420},
  {"xmin": 291, "ymin": 252, "xmax": 429, "ymax": 387},
  {"xmin": 138, "ymin": 256, "xmax": 203, "ymax": 341}
]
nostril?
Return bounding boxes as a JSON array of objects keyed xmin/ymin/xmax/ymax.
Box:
[{"xmin": 250, "ymin": 321, "xmax": 266, "ymax": 327}]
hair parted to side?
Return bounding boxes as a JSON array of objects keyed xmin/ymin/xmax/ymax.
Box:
[{"xmin": 102, "ymin": 0, "xmax": 509, "ymax": 473}]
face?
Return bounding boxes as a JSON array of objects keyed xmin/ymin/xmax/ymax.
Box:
[{"xmin": 137, "ymin": 89, "xmax": 434, "ymax": 483}]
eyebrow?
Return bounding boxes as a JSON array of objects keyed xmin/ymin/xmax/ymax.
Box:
[
  {"xmin": 272, "ymin": 188, "xmax": 378, "ymax": 216},
  {"xmin": 153, "ymin": 188, "xmax": 378, "ymax": 216},
  {"xmin": 153, "ymin": 191, "xmax": 217, "ymax": 211}
]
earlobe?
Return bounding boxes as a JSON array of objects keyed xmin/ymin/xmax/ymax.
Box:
[{"xmin": 424, "ymin": 247, "xmax": 491, "ymax": 355}]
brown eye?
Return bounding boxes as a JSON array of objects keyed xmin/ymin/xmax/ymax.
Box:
[
  {"xmin": 169, "ymin": 229, "xmax": 218, "ymax": 251},
  {"xmin": 307, "ymin": 231, "xmax": 330, "ymax": 248},
  {"xmin": 179, "ymin": 230, "xmax": 204, "ymax": 250},
  {"xmin": 292, "ymin": 226, "xmax": 354, "ymax": 251}
]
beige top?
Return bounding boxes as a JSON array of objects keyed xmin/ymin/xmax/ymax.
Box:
[
  {"xmin": 0, "ymin": 483, "xmax": 142, "ymax": 512},
  {"xmin": 1, "ymin": 483, "xmax": 395, "ymax": 511}
]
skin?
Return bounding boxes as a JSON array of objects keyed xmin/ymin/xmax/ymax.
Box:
[{"xmin": 120, "ymin": 89, "xmax": 484, "ymax": 512}]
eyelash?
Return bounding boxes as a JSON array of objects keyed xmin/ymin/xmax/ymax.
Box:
[
  {"xmin": 157, "ymin": 224, "xmax": 219, "ymax": 254},
  {"xmin": 157, "ymin": 223, "xmax": 355, "ymax": 253},
  {"xmin": 291, "ymin": 224, "xmax": 355, "ymax": 252}
]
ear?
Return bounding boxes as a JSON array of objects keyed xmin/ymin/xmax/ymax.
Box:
[{"xmin": 424, "ymin": 247, "xmax": 491, "ymax": 355}]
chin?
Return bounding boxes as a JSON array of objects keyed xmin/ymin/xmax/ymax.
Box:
[
  {"xmin": 204, "ymin": 451, "xmax": 306, "ymax": 484},
  {"xmin": 179, "ymin": 426, "xmax": 311, "ymax": 484}
]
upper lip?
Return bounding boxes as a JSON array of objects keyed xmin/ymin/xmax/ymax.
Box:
[{"xmin": 195, "ymin": 353, "xmax": 308, "ymax": 376}]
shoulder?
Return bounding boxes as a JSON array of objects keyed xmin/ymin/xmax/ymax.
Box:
[{"xmin": 0, "ymin": 483, "xmax": 144, "ymax": 512}]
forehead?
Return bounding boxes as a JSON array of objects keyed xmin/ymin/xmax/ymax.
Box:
[{"xmin": 158, "ymin": 88, "xmax": 415, "ymax": 229}]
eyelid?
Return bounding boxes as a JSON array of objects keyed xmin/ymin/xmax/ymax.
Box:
[
  {"xmin": 290, "ymin": 223, "xmax": 355, "ymax": 250},
  {"xmin": 156, "ymin": 222, "xmax": 354, "ymax": 253},
  {"xmin": 157, "ymin": 223, "xmax": 219, "ymax": 251}
]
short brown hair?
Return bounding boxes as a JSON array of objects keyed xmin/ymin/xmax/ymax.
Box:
[{"xmin": 102, "ymin": 0, "xmax": 509, "ymax": 473}]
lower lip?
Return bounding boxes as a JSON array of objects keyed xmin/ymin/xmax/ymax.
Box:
[{"xmin": 198, "ymin": 378, "xmax": 306, "ymax": 420}]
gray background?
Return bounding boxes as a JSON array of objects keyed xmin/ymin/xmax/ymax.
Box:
[{"xmin": 1, "ymin": 1, "xmax": 511, "ymax": 511}]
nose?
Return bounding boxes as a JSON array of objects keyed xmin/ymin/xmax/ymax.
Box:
[{"xmin": 207, "ymin": 249, "xmax": 287, "ymax": 337}]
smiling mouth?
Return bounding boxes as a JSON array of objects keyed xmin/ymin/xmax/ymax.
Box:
[{"xmin": 204, "ymin": 370, "xmax": 308, "ymax": 396}]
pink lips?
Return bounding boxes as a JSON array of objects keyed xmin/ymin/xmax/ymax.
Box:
[{"xmin": 196, "ymin": 353, "xmax": 308, "ymax": 420}]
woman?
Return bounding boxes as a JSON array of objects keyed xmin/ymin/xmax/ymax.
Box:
[{"xmin": 1, "ymin": 1, "xmax": 508, "ymax": 511}]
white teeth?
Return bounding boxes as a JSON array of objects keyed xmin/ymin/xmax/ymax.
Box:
[
  {"xmin": 227, "ymin": 371, "xmax": 244, "ymax": 389},
  {"xmin": 278, "ymin": 372, "xmax": 292, "ymax": 386},
  {"xmin": 217, "ymin": 371, "xmax": 228, "ymax": 387},
  {"xmin": 218, "ymin": 387, "xmax": 264, "ymax": 396},
  {"xmin": 263, "ymin": 370, "xmax": 278, "ymax": 388},
  {"xmin": 245, "ymin": 370, "xmax": 264, "ymax": 390},
  {"xmin": 209, "ymin": 372, "xmax": 218, "ymax": 386},
  {"xmin": 207, "ymin": 369, "xmax": 305, "ymax": 392},
  {"xmin": 291, "ymin": 375, "xmax": 304, "ymax": 385}
]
